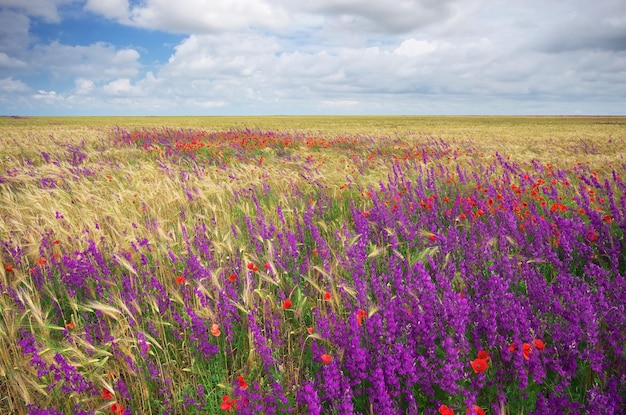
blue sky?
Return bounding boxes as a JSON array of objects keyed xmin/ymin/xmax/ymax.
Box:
[{"xmin": 0, "ymin": 0, "xmax": 624, "ymax": 116}]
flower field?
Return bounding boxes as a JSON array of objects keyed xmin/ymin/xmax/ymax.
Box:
[{"xmin": 0, "ymin": 116, "xmax": 625, "ymax": 414}]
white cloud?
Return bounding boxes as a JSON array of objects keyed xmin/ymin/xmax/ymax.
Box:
[
  {"xmin": 102, "ymin": 78, "xmax": 139, "ymax": 96},
  {"xmin": 85, "ymin": 0, "xmax": 289, "ymax": 33},
  {"xmin": 31, "ymin": 42, "xmax": 141, "ymax": 81},
  {"xmin": 0, "ymin": 77, "xmax": 29, "ymax": 93},
  {"xmin": 84, "ymin": 0, "xmax": 129, "ymax": 21},
  {"xmin": 394, "ymin": 39, "xmax": 444, "ymax": 57},
  {"xmin": 74, "ymin": 78, "xmax": 95, "ymax": 95},
  {"xmin": 0, "ymin": 9, "xmax": 31, "ymax": 57},
  {"xmin": 0, "ymin": 0, "xmax": 76, "ymax": 23},
  {"xmin": 164, "ymin": 33, "xmax": 280, "ymax": 79},
  {"xmin": 0, "ymin": 52, "xmax": 28, "ymax": 69},
  {"xmin": 33, "ymin": 90, "xmax": 60, "ymax": 100},
  {"xmin": 291, "ymin": 0, "xmax": 462, "ymax": 33}
]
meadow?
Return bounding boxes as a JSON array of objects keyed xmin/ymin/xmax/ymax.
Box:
[{"xmin": 0, "ymin": 116, "xmax": 624, "ymax": 414}]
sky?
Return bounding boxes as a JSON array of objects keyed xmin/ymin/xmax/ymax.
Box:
[{"xmin": 0, "ymin": 0, "xmax": 624, "ymax": 116}]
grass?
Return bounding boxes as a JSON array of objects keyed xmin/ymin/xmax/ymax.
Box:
[{"xmin": 0, "ymin": 116, "xmax": 625, "ymax": 414}]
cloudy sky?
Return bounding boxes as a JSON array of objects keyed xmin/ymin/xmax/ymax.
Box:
[{"xmin": 0, "ymin": 0, "xmax": 624, "ymax": 115}]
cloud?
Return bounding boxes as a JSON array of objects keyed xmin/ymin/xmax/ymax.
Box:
[
  {"xmin": 164, "ymin": 33, "xmax": 280, "ymax": 78},
  {"xmin": 74, "ymin": 78, "xmax": 95, "ymax": 95},
  {"xmin": 394, "ymin": 39, "xmax": 446, "ymax": 57},
  {"xmin": 33, "ymin": 90, "xmax": 60, "ymax": 100},
  {"xmin": 85, "ymin": 0, "xmax": 289, "ymax": 33},
  {"xmin": 84, "ymin": 0, "xmax": 129, "ymax": 21},
  {"xmin": 84, "ymin": 0, "xmax": 472, "ymax": 36},
  {"xmin": 0, "ymin": 9, "xmax": 31, "ymax": 57},
  {"xmin": 0, "ymin": 76, "xmax": 29, "ymax": 93},
  {"xmin": 102, "ymin": 78, "xmax": 138, "ymax": 96},
  {"xmin": 292, "ymin": 0, "xmax": 461, "ymax": 33},
  {"xmin": 30, "ymin": 41, "xmax": 141, "ymax": 81},
  {"xmin": 0, "ymin": 52, "xmax": 28, "ymax": 70},
  {"xmin": 0, "ymin": 0, "xmax": 76, "ymax": 23}
]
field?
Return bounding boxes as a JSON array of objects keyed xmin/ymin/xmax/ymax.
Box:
[{"xmin": 0, "ymin": 116, "xmax": 625, "ymax": 414}]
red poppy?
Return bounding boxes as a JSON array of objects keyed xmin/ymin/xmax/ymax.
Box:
[
  {"xmin": 237, "ymin": 375, "xmax": 248, "ymax": 391},
  {"xmin": 53, "ymin": 239, "xmax": 60, "ymax": 245},
  {"xmin": 102, "ymin": 388, "xmax": 114, "ymax": 400},
  {"xmin": 228, "ymin": 273, "xmax": 237, "ymax": 282},
  {"xmin": 438, "ymin": 404, "xmax": 454, "ymax": 415},
  {"xmin": 532, "ymin": 339, "xmax": 545, "ymax": 351},
  {"xmin": 509, "ymin": 342, "xmax": 516, "ymax": 352},
  {"xmin": 307, "ymin": 327, "xmax": 313, "ymax": 335},
  {"xmin": 220, "ymin": 395, "xmax": 237, "ymax": 411},
  {"xmin": 282, "ymin": 299, "xmax": 292, "ymax": 309},
  {"xmin": 210, "ymin": 323, "xmax": 221, "ymax": 337},
  {"xmin": 4, "ymin": 264, "xmax": 13, "ymax": 272},
  {"xmin": 175, "ymin": 275, "xmax": 185, "ymax": 285},
  {"xmin": 38, "ymin": 257, "xmax": 46, "ymax": 265},
  {"xmin": 356, "ymin": 309, "xmax": 368, "ymax": 326},
  {"xmin": 470, "ymin": 358, "xmax": 488, "ymax": 373},
  {"xmin": 587, "ymin": 230, "xmax": 597, "ymax": 242},
  {"xmin": 466, "ymin": 405, "xmax": 485, "ymax": 415},
  {"xmin": 321, "ymin": 354, "xmax": 332, "ymax": 365},
  {"xmin": 323, "ymin": 291, "xmax": 331, "ymax": 301},
  {"xmin": 522, "ymin": 343, "xmax": 533, "ymax": 360},
  {"xmin": 65, "ymin": 322, "xmax": 75, "ymax": 330},
  {"xmin": 476, "ymin": 350, "xmax": 489, "ymax": 360},
  {"xmin": 263, "ymin": 262, "xmax": 270, "ymax": 270},
  {"xmin": 109, "ymin": 403, "xmax": 124, "ymax": 414},
  {"xmin": 603, "ymin": 214, "xmax": 613, "ymax": 224},
  {"xmin": 247, "ymin": 262, "xmax": 258, "ymax": 271}
]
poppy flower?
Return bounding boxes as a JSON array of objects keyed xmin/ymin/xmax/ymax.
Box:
[
  {"xmin": 228, "ymin": 274, "xmax": 237, "ymax": 282},
  {"xmin": 509, "ymin": 342, "xmax": 516, "ymax": 352},
  {"xmin": 522, "ymin": 343, "xmax": 533, "ymax": 360},
  {"xmin": 102, "ymin": 388, "xmax": 114, "ymax": 400},
  {"xmin": 532, "ymin": 339, "xmax": 545, "ymax": 351},
  {"xmin": 263, "ymin": 262, "xmax": 270, "ymax": 270},
  {"xmin": 220, "ymin": 395, "xmax": 237, "ymax": 411},
  {"xmin": 65, "ymin": 322, "xmax": 75, "ymax": 330},
  {"xmin": 466, "ymin": 405, "xmax": 485, "ymax": 415},
  {"xmin": 470, "ymin": 358, "xmax": 488, "ymax": 373},
  {"xmin": 603, "ymin": 214, "xmax": 613, "ymax": 224},
  {"xmin": 38, "ymin": 257, "xmax": 46, "ymax": 265},
  {"xmin": 356, "ymin": 309, "xmax": 368, "ymax": 326},
  {"xmin": 282, "ymin": 299, "xmax": 292, "ymax": 309},
  {"xmin": 109, "ymin": 403, "xmax": 124, "ymax": 414},
  {"xmin": 247, "ymin": 263, "xmax": 258, "ymax": 271},
  {"xmin": 210, "ymin": 323, "xmax": 221, "ymax": 337},
  {"xmin": 175, "ymin": 275, "xmax": 185, "ymax": 285},
  {"xmin": 237, "ymin": 375, "xmax": 248, "ymax": 391},
  {"xmin": 321, "ymin": 354, "xmax": 332, "ymax": 365},
  {"xmin": 587, "ymin": 230, "xmax": 597, "ymax": 242},
  {"xmin": 476, "ymin": 350, "xmax": 489, "ymax": 360},
  {"xmin": 323, "ymin": 291, "xmax": 331, "ymax": 301},
  {"xmin": 438, "ymin": 404, "xmax": 454, "ymax": 415},
  {"xmin": 306, "ymin": 327, "xmax": 313, "ymax": 335},
  {"xmin": 4, "ymin": 264, "xmax": 13, "ymax": 272}
]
